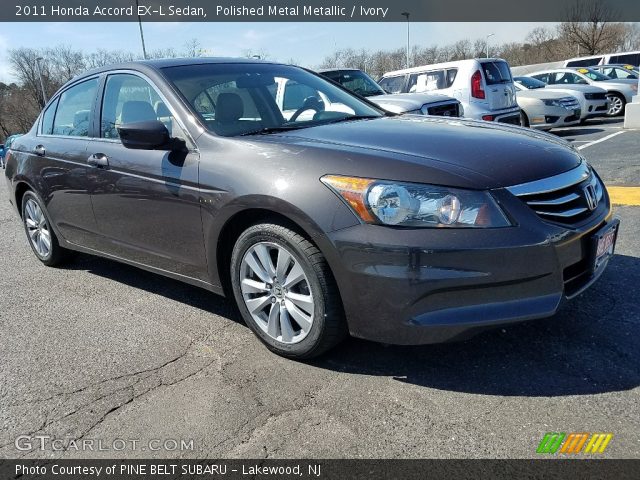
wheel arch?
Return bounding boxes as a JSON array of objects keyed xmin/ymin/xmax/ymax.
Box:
[{"xmin": 208, "ymin": 194, "xmax": 354, "ymax": 300}]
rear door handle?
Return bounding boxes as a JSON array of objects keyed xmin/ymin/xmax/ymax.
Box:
[
  {"xmin": 87, "ymin": 153, "xmax": 109, "ymax": 168},
  {"xmin": 34, "ymin": 145, "xmax": 46, "ymax": 156}
]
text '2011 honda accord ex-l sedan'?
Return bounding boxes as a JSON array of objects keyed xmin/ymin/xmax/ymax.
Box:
[{"xmin": 4, "ymin": 58, "xmax": 619, "ymax": 358}]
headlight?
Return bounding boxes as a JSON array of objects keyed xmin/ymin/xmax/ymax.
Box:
[
  {"xmin": 542, "ymin": 99, "xmax": 563, "ymax": 107},
  {"xmin": 321, "ymin": 175, "xmax": 511, "ymax": 228}
]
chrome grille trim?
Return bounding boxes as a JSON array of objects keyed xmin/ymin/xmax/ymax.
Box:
[
  {"xmin": 507, "ymin": 161, "xmax": 604, "ymax": 224},
  {"xmin": 535, "ymin": 207, "xmax": 588, "ymax": 218},
  {"xmin": 526, "ymin": 192, "xmax": 581, "ymax": 206},
  {"xmin": 506, "ymin": 161, "xmax": 589, "ymax": 197}
]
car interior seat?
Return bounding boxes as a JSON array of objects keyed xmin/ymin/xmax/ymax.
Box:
[{"xmin": 214, "ymin": 92, "xmax": 244, "ymax": 136}]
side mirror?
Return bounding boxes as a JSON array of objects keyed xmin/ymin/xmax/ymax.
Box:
[{"xmin": 117, "ymin": 120, "xmax": 178, "ymax": 150}]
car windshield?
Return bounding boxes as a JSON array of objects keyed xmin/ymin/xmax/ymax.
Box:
[
  {"xmin": 514, "ymin": 77, "xmax": 545, "ymax": 89},
  {"xmin": 321, "ymin": 70, "xmax": 386, "ymax": 97},
  {"xmin": 162, "ymin": 63, "xmax": 383, "ymax": 137},
  {"xmin": 575, "ymin": 68, "xmax": 612, "ymax": 81}
]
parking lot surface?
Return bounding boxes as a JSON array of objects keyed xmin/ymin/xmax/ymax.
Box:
[{"xmin": 1, "ymin": 118, "xmax": 639, "ymax": 459}]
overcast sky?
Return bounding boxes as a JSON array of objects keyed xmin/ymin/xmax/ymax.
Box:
[{"xmin": 0, "ymin": 21, "xmax": 559, "ymax": 83}]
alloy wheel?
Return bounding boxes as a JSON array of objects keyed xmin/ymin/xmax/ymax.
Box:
[
  {"xmin": 24, "ymin": 198, "xmax": 52, "ymax": 258},
  {"xmin": 239, "ymin": 242, "xmax": 314, "ymax": 344},
  {"xmin": 606, "ymin": 95, "xmax": 624, "ymax": 116}
]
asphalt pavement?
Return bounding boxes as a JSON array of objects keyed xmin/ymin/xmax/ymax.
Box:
[{"xmin": 0, "ymin": 118, "xmax": 638, "ymax": 459}]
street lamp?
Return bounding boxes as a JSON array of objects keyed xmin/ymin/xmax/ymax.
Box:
[
  {"xmin": 35, "ymin": 57, "xmax": 47, "ymax": 107},
  {"xmin": 135, "ymin": 0, "xmax": 148, "ymax": 59},
  {"xmin": 401, "ymin": 12, "xmax": 410, "ymax": 68},
  {"xmin": 486, "ymin": 33, "xmax": 495, "ymax": 58}
]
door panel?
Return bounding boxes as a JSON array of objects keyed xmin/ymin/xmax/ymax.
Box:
[
  {"xmin": 88, "ymin": 145, "xmax": 206, "ymax": 279},
  {"xmin": 35, "ymin": 77, "xmax": 101, "ymax": 248}
]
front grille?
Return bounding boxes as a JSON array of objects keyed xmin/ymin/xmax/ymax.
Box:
[
  {"xmin": 506, "ymin": 162, "xmax": 604, "ymax": 226},
  {"xmin": 426, "ymin": 102, "xmax": 460, "ymax": 117},
  {"xmin": 558, "ymin": 97, "xmax": 580, "ymax": 109},
  {"xmin": 585, "ymin": 92, "xmax": 607, "ymax": 100}
]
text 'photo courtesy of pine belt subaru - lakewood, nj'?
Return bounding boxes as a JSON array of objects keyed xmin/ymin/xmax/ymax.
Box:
[{"xmin": 4, "ymin": 58, "xmax": 619, "ymax": 359}]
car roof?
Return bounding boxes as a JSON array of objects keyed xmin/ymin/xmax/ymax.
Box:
[
  {"xmin": 382, "ymin": 58, "xmax": 506, "ymax": 77},
  {"xmin": 318, "ymin": 68, "xmax": 362, "ymax": 73},
  {"xmin": 72, "ymin": 57, "xmax": 286, "ymax": 82}
]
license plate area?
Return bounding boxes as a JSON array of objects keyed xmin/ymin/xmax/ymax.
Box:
[{"xmin": 591, "ymin": 220, "xmax": 619, "ymax": 272}]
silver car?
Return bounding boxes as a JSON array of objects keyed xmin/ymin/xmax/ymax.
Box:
[
  {"xmin": 527, "ymin": 67, "xmax": 637, "ymax": 116},
  {"xmin": 513, "ymin": 83, "xmax": 581, "ymax": 131},
  {"xmin": 514, "ymin": 76, "xmax": 609, "ymax": 122},
  {"xmin": 319, "ymin": 68, "xmax": 462, "ymax": 117}
]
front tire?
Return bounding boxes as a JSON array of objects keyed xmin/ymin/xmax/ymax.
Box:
[
  {"xmin": 605, "ymin": 93, "xmax": 625, "ymax": 117},
  {"xmin": 21, "ymin": 191, "xmax": 70, "ymax": 267},
  {"xmin": 230, "ymin": 223, "xmax": 346, "ymax": 359}
]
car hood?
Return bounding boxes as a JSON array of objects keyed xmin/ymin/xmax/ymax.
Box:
[
  {"xmin": 543, "ymin": 84, "xmax": 606, "ymax": 94},
  {"xmin": 369, "ymin": 93, "xmax": 457, "ymax": 113},
  {"xmin": 516, "ymin": 89, "xmax": 575, "ymax": 100},
  {"xmin": 270, "ymin": 116, "xmax": 583, "ymax": 188}
]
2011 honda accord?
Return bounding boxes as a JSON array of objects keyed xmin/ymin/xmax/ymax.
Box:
[{"xmin": 4, "ymin": 58, "xmax": 618, "ymax": 358}]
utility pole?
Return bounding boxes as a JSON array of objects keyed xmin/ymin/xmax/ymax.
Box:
[
  {"xmin": 35, "ymin": 57, "xmax": 47, "ymax": 107},
  {"xmin": 135, "ymin": 0, "xmax": 148, "ymax": 59},
  {"xmin": 486, "ymin": 33, "xmax": 495, "ymax": 58},
  {"xmin": 401, "ymin": 12, "xmax": 410, "ymax": 68}
]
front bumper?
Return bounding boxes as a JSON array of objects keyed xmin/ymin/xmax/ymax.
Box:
[
  {"xmin": 584, "ymin": 99, "xmax": 609, "ymax": 118},
  {"xmin": 325, "ymin": 189, "xmax": 613, "ymax": 345},
  {"xmin": 527, "ymin": 105, "xmax": 581, "ymax": 130}
]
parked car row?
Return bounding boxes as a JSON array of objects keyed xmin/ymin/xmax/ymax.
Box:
[{"xmin": 318, "ymin": 56, "xmax": 633, "ymax": 133}]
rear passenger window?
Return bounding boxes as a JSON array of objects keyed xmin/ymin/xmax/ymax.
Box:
[
  {"xmin": 379, "ymin": 76, "xmax": 405, "ymax": 94},
  {"xmin": 40, "ymin": 97, "xmax": 59, "ymax": 135},
  {"xmin": 51, "ymin": 79, "xmax": 98, "ymax": 137}
]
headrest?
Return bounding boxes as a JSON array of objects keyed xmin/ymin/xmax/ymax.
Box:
[
  {"xmin": 216, "ymin": 93, "xmax": 243, "ymax": 124},
  {"xmin": 154, "ymin": 101, "xmax": 171, "ymax": 117},
  {"xmin": 121, "ymin": 101, "xmax": 157, "ymax": 124}
]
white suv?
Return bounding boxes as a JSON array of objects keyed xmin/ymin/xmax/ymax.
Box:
[{"xmin": 379, "ymin": 58, "xmax": 521, "ymax": 125}]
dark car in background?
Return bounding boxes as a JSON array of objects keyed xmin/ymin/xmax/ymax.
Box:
[
  {"xmin": 1, "ymin": 134, "xmax": 23, "ymax": 169},
  {"xmin": 4, "ymin": 58, "xmax": 617, "ymax": 358},
  {"xmin": 319, "ymin": 68, "xmax": 462, "ymax": 117}
]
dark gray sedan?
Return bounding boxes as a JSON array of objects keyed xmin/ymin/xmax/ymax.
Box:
[{"xmin": 4, "ymin": 58, "xmax": 618, "ymax": 358}]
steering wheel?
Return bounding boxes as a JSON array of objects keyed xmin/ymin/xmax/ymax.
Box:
[{"xmin": 289, "ymin": 96, "xmax": 325, "ymax": 122}]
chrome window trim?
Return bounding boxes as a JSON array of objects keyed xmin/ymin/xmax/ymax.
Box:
[{"xmin": 506, "ymin": 161, "xmax": 590, "ymax": 197}]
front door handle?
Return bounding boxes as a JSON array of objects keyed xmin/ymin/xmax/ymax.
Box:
[
  {"xmin": 88, "ymin": 153, "xmax": 109, "ymax": 168},
  {"xmin": 34, "ymin": 145, "xmax": 46, "ymax": 156}
]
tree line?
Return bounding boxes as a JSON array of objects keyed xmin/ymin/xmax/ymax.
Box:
[{"xmin": 1, "ymin": 17, "xmax": 639, "ymax": 141}]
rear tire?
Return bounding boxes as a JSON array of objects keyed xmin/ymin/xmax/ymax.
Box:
[
  {"xmin": 230, "ymin": 223, "xmax": 347, "ymax": 359},
  {"xmin": 21, "ymin": 191, "xmax": 70, "ymax": 267}
]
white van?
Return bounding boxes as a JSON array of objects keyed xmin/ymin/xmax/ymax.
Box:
[
  {"xmin": 379, "ymin": 58, "xmax": 521, "ymax": 124},
  {"xmin": 564, "ymin": 51, "xmax": 640, "ymax": 68}
]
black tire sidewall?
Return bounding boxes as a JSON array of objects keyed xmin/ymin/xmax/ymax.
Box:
[
  {"xmin": 21, "ymin": 191, "xmax": 59, "ymax": 265},
  {"xmin": 230, "ymin": 225, "xmax": 329, "ymax": 358}
]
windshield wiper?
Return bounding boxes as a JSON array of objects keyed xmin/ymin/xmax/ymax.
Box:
[
  {"xmin": 239, "ymin": 125, "xmax": 308, "ymax": 136},
  {"xmin": 324, "ymin": 115, "xmax": 381, "ymax": 125}
]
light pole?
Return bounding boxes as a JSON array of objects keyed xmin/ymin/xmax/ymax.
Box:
[
  {"xmin": 35, "ymin": 57, "xmax": 47, "ymax": 107},
  {"xmin": 486, "ymin": 33, "xmax": 495, "ymax": 58},
  {"xmin": 401, "ymin": 12, "xmax": 410, "ymax": 68},
  {"xmin": 135, "ymin": 0, "xmax": 148, "ymax": 59}
]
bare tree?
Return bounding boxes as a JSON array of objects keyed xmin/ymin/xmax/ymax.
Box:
[{"xmin": 559, "ymin": 0, "xmax": 626, "ymax": 55}]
